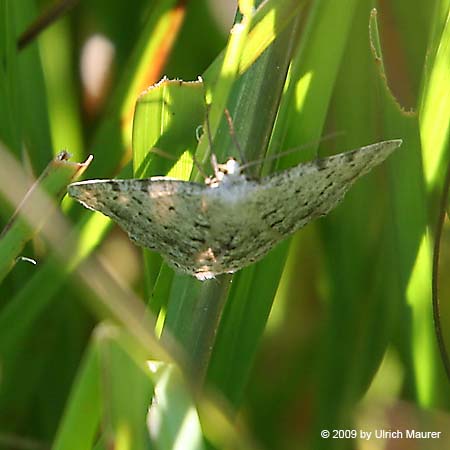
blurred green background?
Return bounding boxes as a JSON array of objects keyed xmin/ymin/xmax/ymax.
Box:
[{"xmin": 0, "ymin": 0, "xmax": 450, "ymax": 449}]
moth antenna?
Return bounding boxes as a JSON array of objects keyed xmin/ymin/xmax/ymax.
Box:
[
  {"xmin": 191, "ymin": 154, "xmax": 209, "ymax": 179},
  {"xmin": 239, "ymin": 131, "xmax": 345, "ymax": 172},
  {"xmin": 210, "ymin": 153, "xmax": 220, "ymax": 178},
  {"xmin": 224, "ymin": 109, "xmax": 246, "ymax": 164},
  {"xmin": 205, "ymin": 102, "xmax": 215, "ymax": 155},
  {"xmin": 149, "ymin": 147, "xmax": 176, "ymax": 160},
  {"xmin": 203, "ymin": 102, "xmax": 227, "ymax": 177},
  {"xmin": 150, "ymin": 147, "xmax": 209, "ymax": 179}
]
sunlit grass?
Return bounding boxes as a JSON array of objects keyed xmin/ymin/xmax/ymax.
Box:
[{"xmin": 1, "ymin": 1, "xmax": 450, "ymax": 449}]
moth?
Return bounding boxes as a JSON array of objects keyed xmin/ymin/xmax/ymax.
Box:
[{"xmin": 68, "ymin": 140, "xmax": 401, "ymax": 280}]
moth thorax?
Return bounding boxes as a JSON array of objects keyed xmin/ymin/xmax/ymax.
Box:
[
  {"xmin": 223, "ymin": 158, "xmax": 241, "ymax": 175},
  {"xmin": 216, "ymin": 158, "xmax": 242, "ymax": 182},
  {"xmin": 206, "ymin": 158, "xmax": 243, "ymax": 187}
]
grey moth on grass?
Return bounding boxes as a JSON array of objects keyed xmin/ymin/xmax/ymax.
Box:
[{"xmin": 68, "ymin": 139, "xmax": 401, "ymax": 280}]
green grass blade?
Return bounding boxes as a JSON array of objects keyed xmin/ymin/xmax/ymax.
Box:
[
  {"xmin": 0, "ymin": 149, "xmax": 91, "ymax": 281},
  {"xmin": 0, "ymin": 214, "xmax": 110, "ymax": 363},
  {"xmin": 13, "ymin": 0, "xmax": 54, "ymax": 172},
  {"xmin": 209, "ymin": 0, "xmax": 361, "ymax": 409},
  {"xmin": 369, "ymin": 4, "xmax": 450, "ymax": 410},
  {"xmin": 194, "ymin": 0, "xmax": 254, "ymax": 173},
  {"xmin": 148, "ymin": 362, "xmax": 205, "ymax": 450},
  {"xmin": 132, "ymin": 79, "xmax": 205, "ymax": 179},
  {"xmin": 96, "ymin": 326, "xmax": 155, "ymax": 450},
  {"xmin": 203, "ymin": 0, "xmax": 305, "ymax": 84},
  {"xmin": 415, "ymin": 1, "xmax": 450, "ymax": 405},
  {"xmin": 420, "ymin": 5, "xmax": 450, "ymax": 191},
  {"xmin": 39, "ymin": 18, "xmax": 84, "ymax": 160},
  {"xmin": 87, "ymin": 0, "xmax": 184, "ymax": 179},
  {"xmin": 169, "ymin": 0, "xmax": 306, "ymax": 388},
  {"xmin": 304, "ymin": 8, "xmax": 411, "ymax": 446},
  {"xmin": 52, "ymin": 334, "xmax": 102, "ymax": 450},
  {"xmin": 0, "ymin": 1, "xmax": 186, "ymax": 360},
  {"xmin": 3, "ymin": 2, "xmax": 450, "ymax": 448},
  {"xmin": 159, "ymin": 2, "xmax": 259, "ymax": 384},
  {"xmin": 132, "ymin": 79, "xmax": 206, "ymax": 296},
  {"xmin": 0, "ymin": 0, "xmax": 21, "ymax": 155}
]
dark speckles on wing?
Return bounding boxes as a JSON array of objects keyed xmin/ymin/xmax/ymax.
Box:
[
  {"xmin": 68, "ymin": 177, "xmax": 209, "ymax": 272},
  {"xmin": 67, "ymin": 140, "xmax": 401, "ymax": 279},
  {"xmin": 343, "ymin": 150, "xmax": 356, "ymax": 164},
  {"xmin": 194, "ymin": 221, "xmax": 211, "ymax": 230},
  {"xmin": 261, "ymin": 208, "xmax": 278, "ymax": 221},
  {"xmin": 315, "ymin": 158, "xmax": 329, "ymax": 171},
  {"xmin": 191, "ymin": 236, "xmax": 206, "ymax": 244},
  {"xmin": 108, "ymin": 181, "xmax": 122, "ymax": 192},
  {"xmin": 132, "ymin": 195, "xmax": 143, "ymax": 205},
  {"xmin": 256, "ymin": 140, "xmax": 401, "ymax": 241}
]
